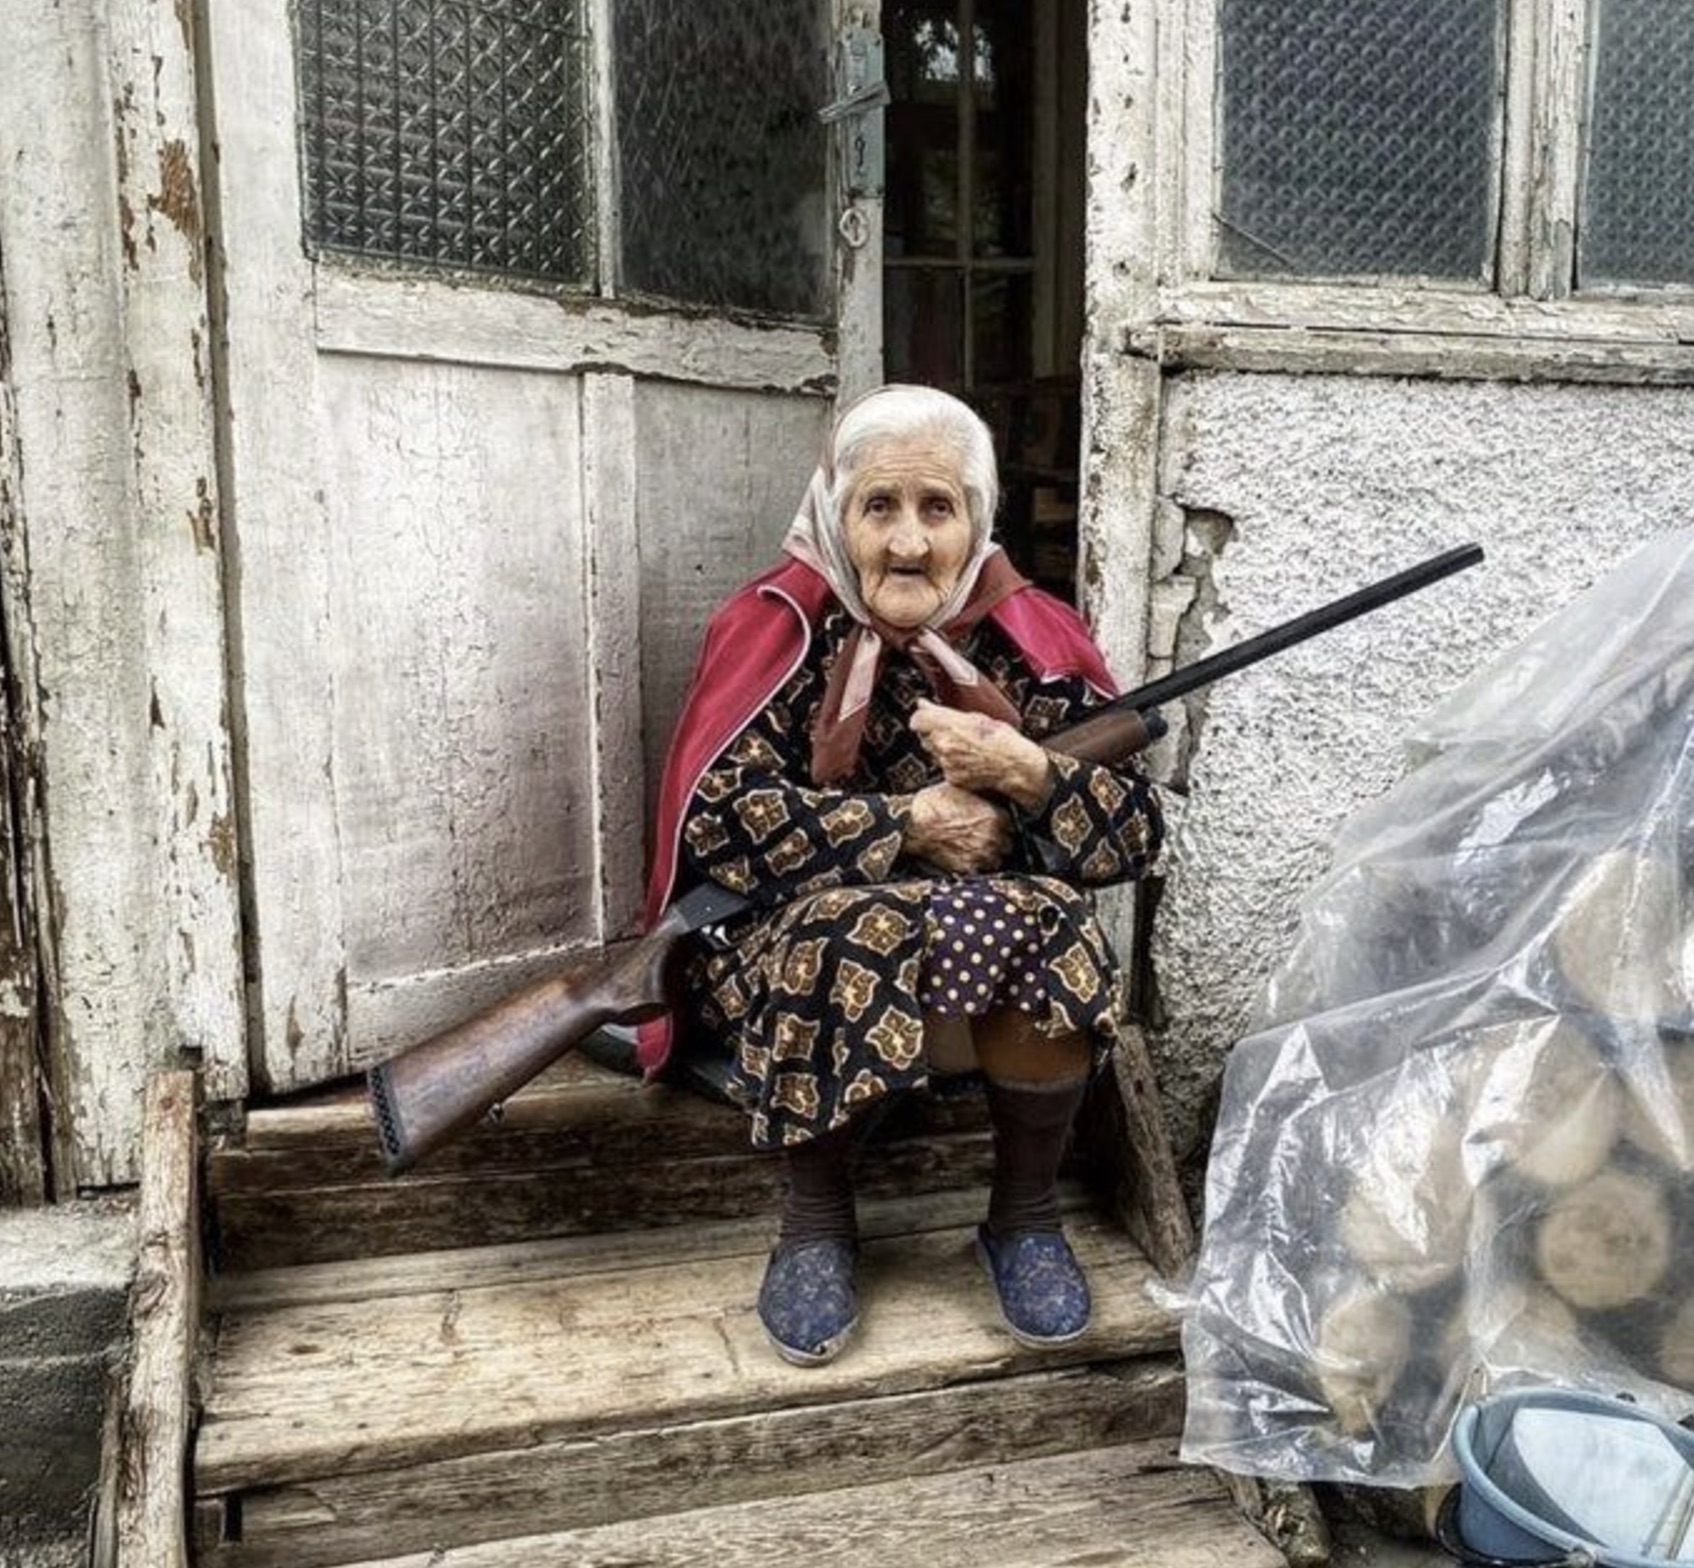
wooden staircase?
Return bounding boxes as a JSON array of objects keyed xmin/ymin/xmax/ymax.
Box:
[{"xmin": 182, "ymin": 1056, "xmax": 1287, "ymax": 1567}]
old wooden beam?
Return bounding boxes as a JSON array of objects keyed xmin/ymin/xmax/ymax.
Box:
[{"xmin": 114, "ymin": 1070, "xmax": 200, "ymax": 1566}]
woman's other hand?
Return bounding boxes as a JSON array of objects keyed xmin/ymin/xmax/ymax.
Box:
[
  {"xmin": 905, "ymin": 783, "xmax": 1012, "ymax": 874},
  {"xmin": 911, "ymin": 699, "xmax": 1054, "ymax": 811}
]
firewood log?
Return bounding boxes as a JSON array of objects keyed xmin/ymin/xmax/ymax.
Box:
[
  {"xmin": 1548, "ymin": 852, "xmax": 1687, "ymax": 1022},
  {"xmin": 1313, "ymin": 1285, "xmax": 1413, "ymax": 1438},
  {"xmin": 1464, "ymin": 1017, "xmax": 1621, "ymax": 1188},
  {"xmin": 1340, "ymin": 1105, "xmax": 1470, "ymax": 1292},
  {"xmin": 1621, "ymin": 1035, "xmax": 1694, "ymax": 1174},
  {"xmin": 1533, "ymin": 1165, "xmax": 1672, "ymax": 1312},
  {"xmin": 1658, "ymin": 1293, "xmax": 1694, "ymax": 1391}
]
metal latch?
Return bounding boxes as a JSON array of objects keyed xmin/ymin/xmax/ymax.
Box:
[{"xmin": 818, "ymin": 23, "xmax": 887, "ymax": 200}]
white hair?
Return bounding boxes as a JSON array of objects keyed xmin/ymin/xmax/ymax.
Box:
[{"xmin": 826, "ymin": 384, "xmax": 1000, "ymax": 542}]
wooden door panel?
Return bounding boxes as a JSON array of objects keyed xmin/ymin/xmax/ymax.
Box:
[
  {"xmin": 635, "ymin": 385, "xmax": 832, "ymax": 813},
  {"xmin": 318, "ymin": 359, "xmax": 599, "ymax": 1051}
]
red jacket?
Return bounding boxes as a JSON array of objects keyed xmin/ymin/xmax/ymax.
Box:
[{"xmin": 637, "ymin": 555, "xmax": 1117, "ymax": 1073}]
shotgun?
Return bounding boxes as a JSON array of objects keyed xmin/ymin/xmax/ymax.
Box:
[{"xmin": 368, "ymin": 542, "xmax": 1483, "ymax": 1173}]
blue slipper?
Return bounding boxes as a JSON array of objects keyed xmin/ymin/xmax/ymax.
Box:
[
  {"xmin": 757, "ymin": 1238, "xmax": 859, "ymax": 1366},
  {"xmin": 976, "ymin": 1224, "xmax": 1091, "ymax": 1347}
]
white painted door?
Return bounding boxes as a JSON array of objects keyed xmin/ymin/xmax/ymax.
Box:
[{"xmin": 202, "ymin": 1, "xmax": 885, "ymax": 1093}]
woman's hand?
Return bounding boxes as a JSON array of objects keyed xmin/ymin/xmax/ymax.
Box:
[
  {"xmin": 911, "ymin": 699, "xmax": 1055, "ymax": 811},
  {"xmin": 904, "ymin": 783, "xmax": 1012, "ymax": 874}
]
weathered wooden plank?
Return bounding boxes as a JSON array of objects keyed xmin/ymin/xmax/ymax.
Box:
[
  {"xmin": 315, "ymin": 356, "xmax": 602, "ymax": 1066},
  {"xmin": 1084, "ymin": 1029, "xmax": 1196, "ymax": 1278},
  {"xmin": 581, "ymin": 372, "xmax": 647, "ymax": 940},
  {"xmin": 0, "ymin": 0, "xmax": 239, "ymax": 1185},
  {"xmin": 199, "ymin": 0, "xmax": 346, "ymax": 1094},
  {"xmin": 195, "ymin": 1209, "xmax": 1176, "ymax": 1492},
  {"xmin": 1158, "ymin": 278, "xmax": 1694, "ymax": 350},
  {"xmin": 315, "ymin": 270, "xmax": 837, "ymax": 394},
  {"xmin": 107, "ymin": 0, "xmax": 246, "ymax": 1106},
  {"xmin": 211, "ymin": 1061, "xmax": 989, "ymax": 1188},
  {"xmin": 201, "ymin": 1360, "xmax": 1187, "ymax": 1568},
  {"xmin": 115, "ymin": 1071, "xmax": 199, "ymax": 1566},
  {"xmin": 829, "ymin": 0, "xmax": 883, "ymax": 404},
  {"xmin": 316, "ymin": 1437, "xmax": 1281, "ymax": 1568},
  {"xmin": 0, "ymin": 276, "xmax": 44, "ymax": 1206},
  {"xmin": 1523, "ymin": 0, "xmax": 1587, "ymax": 302},
  {"xmin": 1136, "ymin": 322, "xmax": 1694, "ymax": 387},
  {"xmin": 207, "ymin": 1131, "xmax": 996, "ymax": 1270},
  {"xmin": 207, "ymin": 1059, "xmax": 1003, "ymax": 1270},
  {"xmin": 231, "ymin": 1055, "xmax": 991, "ymax": 1154},
  {"xmin": 209, "ymin": 1085, "xmax": 748, "ymax": 1193},
  {"xmin": 633, "ymin": 384, "xmax": 831, "ymax": 816},
  {"xmin": 1086, "ymin": 0, "xmax": 1159, "ymax": 331},
  {"xmin": 233, "ymin": 1054, "xmax": 625, "ymax": 1149},
  {"xmin": 209, "ymin": 1186, "xmax": 1022, "ymax": 1313}
]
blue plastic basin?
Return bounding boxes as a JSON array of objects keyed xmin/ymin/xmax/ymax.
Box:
[{"xmin": 1452, "ymin": 1387, "xmax": 1694, "ymax": 1566}]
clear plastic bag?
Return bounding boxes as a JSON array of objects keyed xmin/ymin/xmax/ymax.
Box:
[{"xmin": 1179, "ymin": 530, "xmax": 1694, "ymax": 1487}]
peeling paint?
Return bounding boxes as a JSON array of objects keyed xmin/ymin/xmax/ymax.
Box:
[
  {"xmin": 118, "ymin": 193, "xmax": 139, "ymax": 272},
  {"xmin": 150, "ymin": 139, "xmax": 203, "ymax": 282},
  {"xmin": 1153, "ymin": 506, "xmax": 1235, "ymax": 789},
  {"xmin": 206, "ymin": 811, "xmax": 237, "ymax": 879},
  {"xmin": 189, "ymin": 474, "xmax": 215, "ymax": 551}
]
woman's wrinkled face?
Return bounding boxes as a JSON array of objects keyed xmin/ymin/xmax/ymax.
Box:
[{"xmin": 842, "ymin": 436, "xmax": 974, "ymax": 629}]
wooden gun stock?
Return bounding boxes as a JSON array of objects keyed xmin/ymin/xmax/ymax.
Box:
[
  {"xmin": 367, "ymin": 542, "xmax": 1483, "ymax": 1174},
  {"xmin": 368, "ymin": 883, "xmax": 746, "ymax": 1173}
]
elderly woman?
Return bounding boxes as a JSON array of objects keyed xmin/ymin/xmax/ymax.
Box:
[{"xmin": 639, "ymin": 385, "xmax": 1163, "ymax": 1366}]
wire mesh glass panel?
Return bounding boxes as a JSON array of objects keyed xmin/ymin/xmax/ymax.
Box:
[
  {"xmin": 1580, "ymin": 0, "xmax": 1694, "ymax": 288},
  {"xmin": 614, "ymin": 2, "xmax": 830, "ymax": 319},
  {"xmin": 1215, "ymin": 0, "xmax": 1504, "ymax": 282},
  {"xmin": 298, "ymin": 0, "xmax": 593, "ymax": 283}
]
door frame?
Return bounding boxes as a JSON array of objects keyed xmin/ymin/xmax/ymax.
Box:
[
  {"xmin": 833, "ymin": 0, "xmax": 886, "ymax": 401},
  {"xmin": 0, "ymin": 247, "xmax": 48, "ymax": 1205},
  {"xmin": 202, "ymin": 0, "xmax": 857, "ymax": 1095}
]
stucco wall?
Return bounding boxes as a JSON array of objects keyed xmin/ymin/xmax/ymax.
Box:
[{"xmin": 1142, "ymin": 371, "xmax": 1694, "ymax": 1175}]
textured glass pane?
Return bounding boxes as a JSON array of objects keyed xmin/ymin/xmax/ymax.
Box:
[
  {"xmin": 886, "ymin": 5, "xmax": 960, "ymax": 255},
  {"xmin": 298, "ymin": 0, "xmax": 593, "ymax": 283},
  {"xmin": 1216, "ymin": 0, "xmax": 1503, "ymax": 281},
  {"xmin": 885, "ymin": 267, "xmax": 963, "ymax": 384},
  {"xmin": 971, "ymin": 271, "xmax": 1032, "ymax": 384},
  {"xmin": 1580, "ymin": 0, "xmax": 1694, "ymax": 288},
  {"xmin": 972, "ymin": 0, "xmax": 1034, "ymax": 258},
  {"xmin": 615, "ymin": 2, "xmax": 830, "ymax": 319}
]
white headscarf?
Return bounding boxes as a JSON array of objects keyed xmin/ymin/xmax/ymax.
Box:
[
  {"xmin": 783, "ymin": 384, "xmax": 1003, "ymax": 620},
  {"xmin": 779, "ymin": 385, "xmax": 1026, "ymax": 782}
]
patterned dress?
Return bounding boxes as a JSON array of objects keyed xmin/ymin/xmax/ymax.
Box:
[{"xmin": 680, "ymin": 606, "xmax": 1163, "ymax": 1149}]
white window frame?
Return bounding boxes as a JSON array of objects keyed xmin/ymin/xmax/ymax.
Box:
[
  {"xmin": 1133, "ymin": 0, "xmax": 1694, "ymax": 383},
  {"xmin": 302, "ymin": 0, "xmax": 845, "ymax": 395}
]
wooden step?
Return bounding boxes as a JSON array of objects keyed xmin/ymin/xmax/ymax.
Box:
[
  {"xmin": 295, "ymin": 1437, "xmax": 1283, "ymax": 1568},
  {"xmin": 206, "ymin": 1059, "xmax": 994, "ymax": 1269},
  {"xmin": 193, "ymin": 1197, "xmax": 1184, "ymax": 1566}
]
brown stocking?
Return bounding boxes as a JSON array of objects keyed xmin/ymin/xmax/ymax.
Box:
[
  {"xmin": 983, "ymin": 1075, "xmax": 1089, "ymax": 1238},
  {"xmin": 776, "ymin": 1123, "xmax": 859, "ymax": 1248}
]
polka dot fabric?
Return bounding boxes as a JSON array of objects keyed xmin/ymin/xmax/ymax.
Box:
[{"xmin": 921, "ymin": 882, "xmax": 1048, "ymax": 1016}]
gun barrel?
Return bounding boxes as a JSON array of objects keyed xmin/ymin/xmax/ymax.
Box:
[{"xmin": 1113, "ymin": 542, "xmax": 1484, "ymax": 716}]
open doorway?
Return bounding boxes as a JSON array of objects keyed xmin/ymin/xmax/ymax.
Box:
[{"xmin": 881, "ymin": 0, "xmax": 1087, "ymax": 599}]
